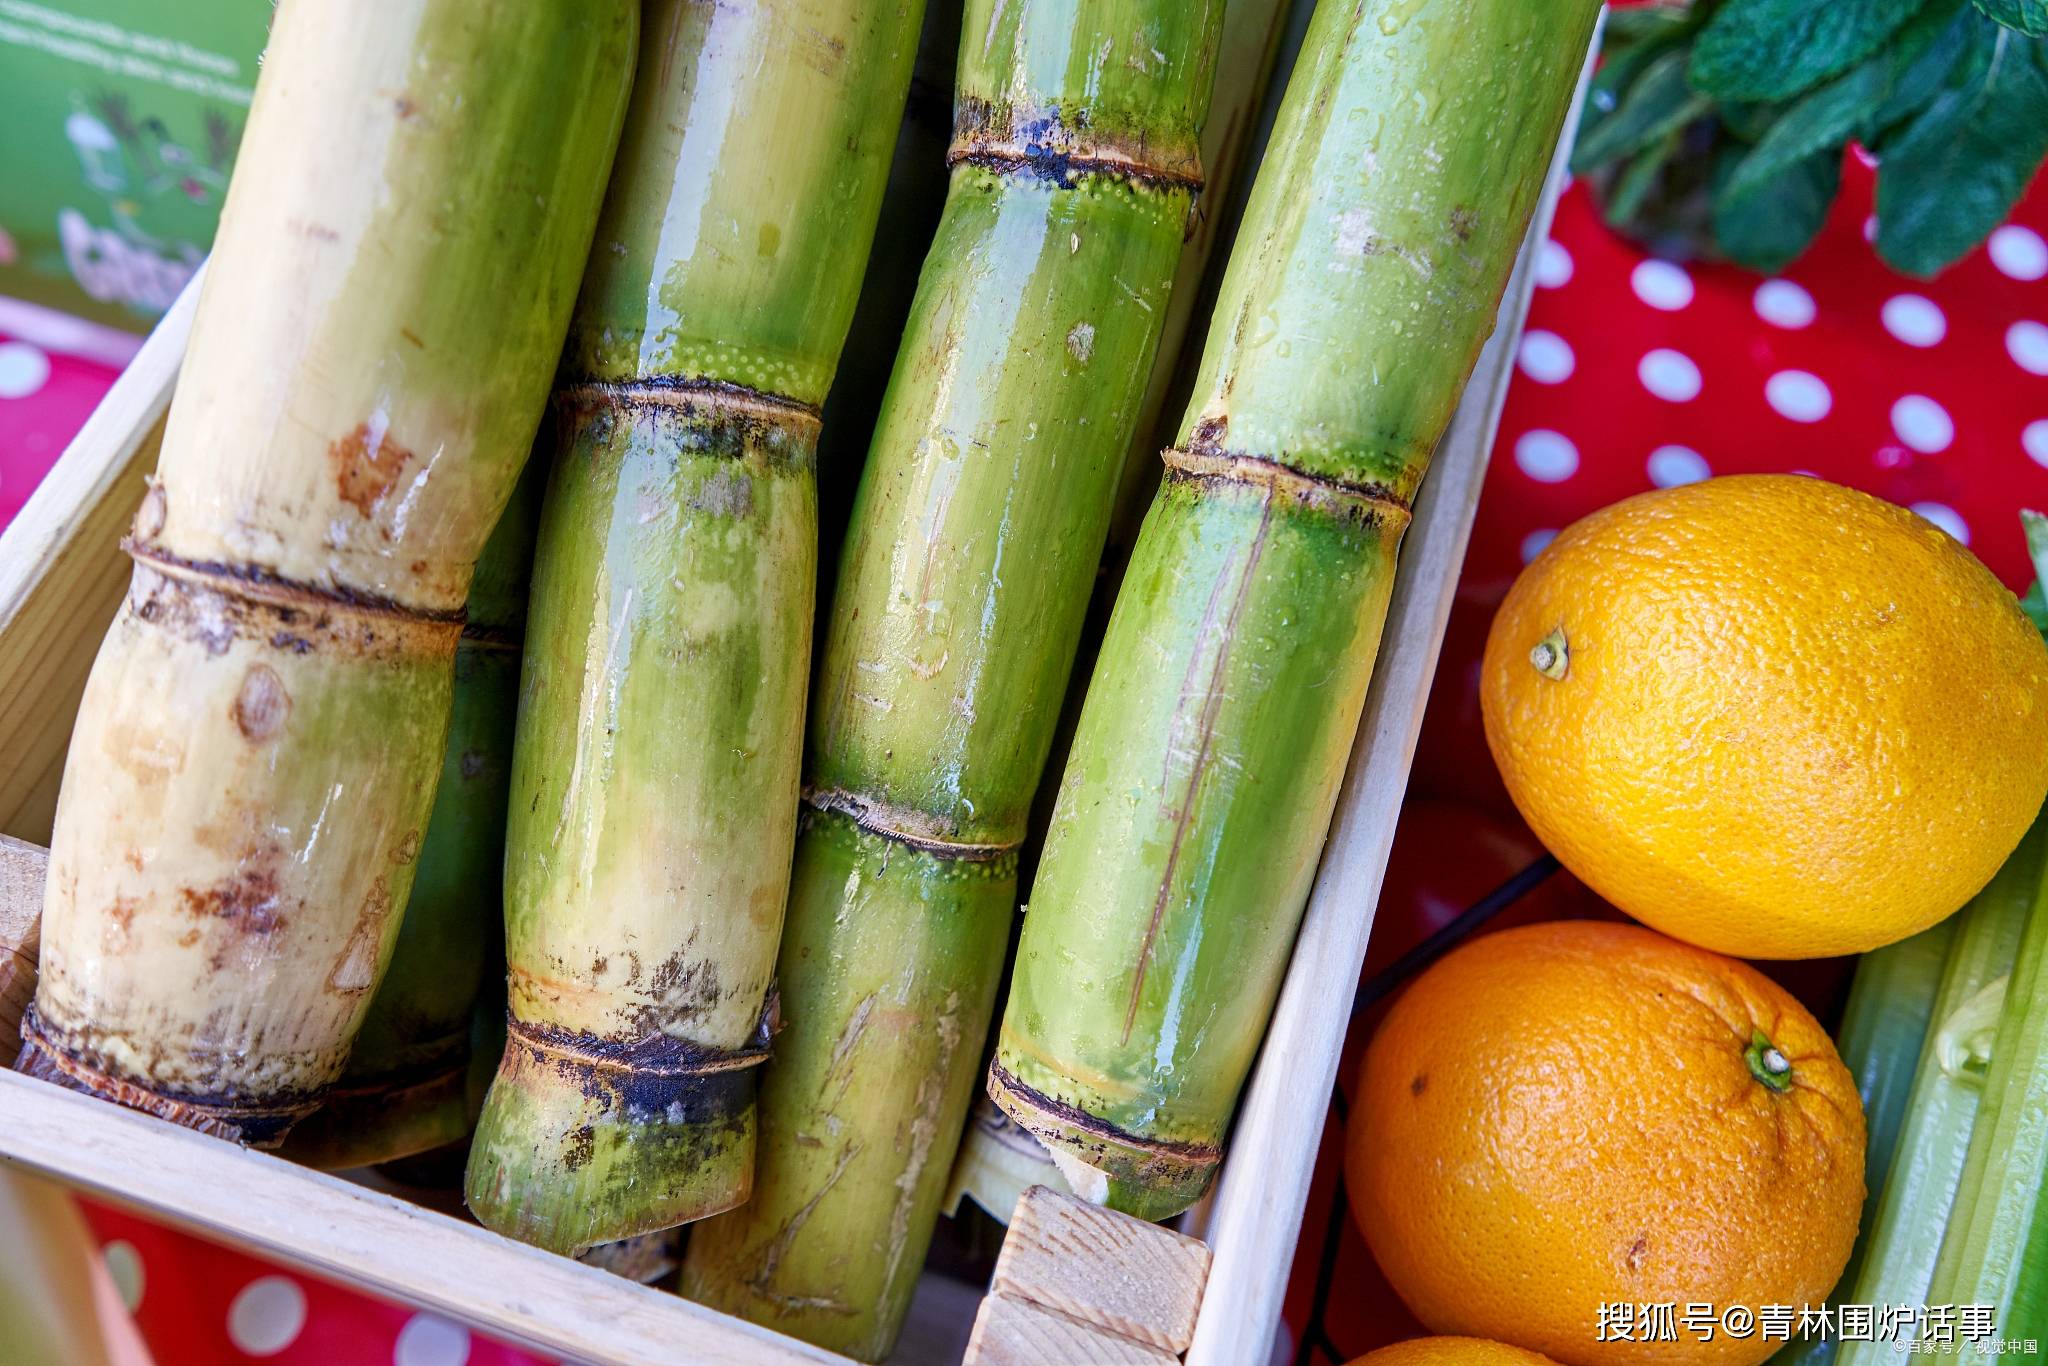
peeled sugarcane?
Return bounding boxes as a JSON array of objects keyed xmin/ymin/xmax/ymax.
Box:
[
  {"xmin": 990, "ymin": 0, "xmax": 1602, "ymax": 1220},
  {"xmin": 284, "ymin": 465, "xmax": 543, "ymax": 1169},
  {"xmin": 681, "ymin": 1, "xmax": 1225, "ymax": 1355},
  {"xmin": 461, "ymin": 0, "xmax": 926, "ymax": 1253},
  {"xmin": 16, "ymin": 0, "xmax": 635, "ymax": 1146}
]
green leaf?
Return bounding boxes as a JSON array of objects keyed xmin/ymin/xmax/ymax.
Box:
[
  {"xmin": 1693, "ymin": 0, "xmax": 1934, "ymax": 101},
  {"xmin": 1877, "ymin": 26, "xmax": 2048, "ymax": 276},
  {"xmin": 1728, "ymin": 0, "xmax": 1973, "ymax": 195},
  {"xmin": 1873, "ymin": 0, "xmax": 1982, "ymax": 129},
  {"xmin": 1976, "ymin": 0, "xmax": 2048, "ymax": 35},
  {"xmin": 1714, "ymin": 146, "xmax": 1842, "ymax": 271},
  {"xmin": 1726, "ymin": 63, "xmax": 1891, "ymax": 198},
  {"xmin": 1573, "ymin": 49, "xmax": 1713, "ymax": 172},
  {"xmin": 2023, "ymin": 509, "xmax": 2048, "ymax": 641},
  {"xmin": 1719, "ymin": 98, "xmax": 1788, "ymax": 142},
  {"xmin": 1603, "ymin": 131, "xmax": 1684, "ymax": 229},
  {"xmin": 1604, "ymin": 2, "xmax": 1701, "ymax": 45}
]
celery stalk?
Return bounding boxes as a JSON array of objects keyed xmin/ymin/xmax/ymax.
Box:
[
  {"xmin": 1775, "ymin": 917, "xmax": 1959, "ymax": 1366},
  {"xmin": 1837, "ymin": 814, "xmax": 2048, "ymax": 1366},
  {"xmin": 1923, "ymin": 802, "xmax": 2048, "ymax": 1354}
]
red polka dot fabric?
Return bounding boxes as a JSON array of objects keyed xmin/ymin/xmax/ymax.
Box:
[{"xmin": 1, "ymin": 140, "xmax": 2043, "ymax": 1366}]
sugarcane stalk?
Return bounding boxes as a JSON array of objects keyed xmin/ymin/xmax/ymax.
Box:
[
  {"xmin": 943, "ymin": 0, "xmax": 1296, "ymax": 1227},
  {"xmin": 284, "ymin": 463, "xmax": 543, "ymax": 1169},
  {"xmin": 462, "ymin": 0, "xmax": 927, "ymax": 1254},
  {"xmin": 680, "ymin": 2, "xmax": 1224, "ymax": 1355},
  {"xmin": 18, "ymin": 0, "xmax": 634, "ymax": 1147},
  {"xmin": 990, "ymin": 0, "xmax": 1602, "ymax": 1221}
]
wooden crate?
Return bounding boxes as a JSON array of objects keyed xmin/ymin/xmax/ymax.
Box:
[{"xmin": 0, "ymin": 58, "xmax": 1590, "ymax": 1365}]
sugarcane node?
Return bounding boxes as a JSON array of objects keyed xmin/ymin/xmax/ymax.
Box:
[
  {"xmin": 803, "ymin": 786, "xmax": 1021, "ymax": 863},
  {"xmin": 14, "ymin": 1002, "xmax": 322, "ymax": 1148},
  {"xmin": 948, "ymin": 95, "xmax": 1205, "ymax": 195},
  {"xmin": 123, "ymin": 541, "xmax": 466, "ymax": 650},
  {"xmin": 1161, "ymin": 445, "xmax": 1413, "ymax": 527},
  {"xmin": 555, "ymin": 376, "xmax": 822, "ymax": 446},
  {"xmin": 504, "ymin": 1011, "xmax": 772, "ymax": 1079},
  {"xmin": 985, "ymin": 1057, "xmax": 1220, "ymax": 1213}
]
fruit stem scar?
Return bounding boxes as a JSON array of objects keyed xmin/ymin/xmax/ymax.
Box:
[
  {"xmin": 1746, "ymin": 1031, "xmax": 1794, "ymax": 1091},
  {"xmin": 1530, "ymin": 627, "xmax": 1569, "ymax": 680}
]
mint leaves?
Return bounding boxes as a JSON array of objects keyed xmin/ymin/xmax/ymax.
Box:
[{"xmin": 1573, "ymin": 0, "xmax": 2048, "ymax": 277}]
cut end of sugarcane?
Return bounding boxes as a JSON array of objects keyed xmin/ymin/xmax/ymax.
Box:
[
  {"xmin": 14, "ymin": 1002, "xmax": 322, "ymax": 1148},
  {"xmin": 463, "ymin": 1015, "xmax": 761, "ymax": 1254},
  {"xmin": 280, "ymin": 1054, "xmax": 472, "ymax": 1170},
  {"xmin": 986, "ymin": 1057, "xmax": 1218, "ymax": 1223}
]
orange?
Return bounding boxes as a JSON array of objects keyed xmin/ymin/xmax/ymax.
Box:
[
  {"xmin": 1348, "ymin": 921, "xmax": 1863, "ymax": 1366},
  {"xmin": 1349, "ymin": 1337, "xmax": 1562, "ymax": 1366},
  {"xmin": 1481, "ymin": 474, "xmax": 2048, "ymax": 959}
]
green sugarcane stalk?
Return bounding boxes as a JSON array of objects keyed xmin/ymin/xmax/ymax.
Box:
[
  {"xmin": 1925, "ymin": 806, "xmax": 2048, "ymax": 1352},
  {"xmin": 1833, "ymin": 813, "xmax": 2044, "ymax": 1366},
  {"xmin": 681, "ymin": 0, "xmax": 1225, "ymax": 1355},
  {"xmin": 19, "ymin": 0, "xmax": 634, "ymax": 1146},
  {"xmin": 1777, "ymin": 917, "xmax": 1960, "ymax": 1366},
  {"xmin": 285, "ymin": 464, "xmax": 543, "ymax": 1169},
  {"xmin": 942, "ymin": 0, "xmax": 1298, "ymax": 1228},
  {"xmin": 463, "ymin": 0, "xmax": 925, "ymax": 1254},
  {"xmin": 990, "ymin": 0, "xmax": 1602, "ymax": 1220}
]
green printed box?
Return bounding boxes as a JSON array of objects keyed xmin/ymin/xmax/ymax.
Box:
[{"xmin": 0, "ymin": 0, "xmax": 273, "ymax": 334}]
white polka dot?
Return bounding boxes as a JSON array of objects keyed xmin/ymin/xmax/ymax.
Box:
[
  {"xmin": 227, "ymin": 1276, "xmax": 307, "ymax": 1356},
  {"xmin": 1989, "ymin": 225, "xmax": 2048, "ymax": 281},
  {"xmin": 1535, "ymin": 239, "xmax": 1573, "ymax": 288},
  {"xmin": 1638, "ymin": 348, "xmax": 1702, "ymax": 402},
  {"xmin": 1864, "ymin": 215, "xmax": 1880, "ymax": 244},
  {"xmin": 2025, "ymin": 419, "xmax": 2048, "ymax": 469},
  {"xmin": 1881, "ymin": 294, "xmax": 1946, "ymax": 348},
  {"xmin": 1911, "ymin": 501, "xmax": 1970, "ymax": 544},
  {"xmin": 394, "ymin": 1313, "xmax": 472, "ymax": 1366},
  {"xmin": 1514, "ymin": 430, "xmax": 1579, "ymax": 483},
  {"xmin": 1891, "ymin": 395, "xmax": 1954, "ymax": 453},
  {"xmin": 2009, "ymin": 321, "xmax": 2048, "ymax": 376},
  {"xmin": 1520, "ymin": 528, "xmax": 1558, "ymax": 562},
  {"xmin": 1766, "ymin": 370, "xmax": 1832, "ymax": 423},
  {"xmin": 102, "ymin": 1241, "xmax": 143, "ymax": 1312},
  {"xmin": 1753, "ymin": 280, "xmax": 1816, "ymax": 329},
  {"xmin": 1647, "ymin": 445, "xmax": 1711, "ymax": 487},
  {"xmin": 1517, "ymin": 329, "xmax": 1574, "ymax": 384},
  {"xmin": 1631, "ymin": 259, "xmax": 1695, "ymax": 311},
  {"xmin": 0, "ymin": 341, "xmax": 51, "ymax": 400}
]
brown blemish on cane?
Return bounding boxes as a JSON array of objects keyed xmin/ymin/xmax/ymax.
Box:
[
  {"xmin": 180, "ymin": 865, "xmax": 286, "ymax": 938},
  {"xmin": 564, "ymin": 1123, "xmax": 596, "ymax": 1171},
  {"xmin": 326, "ymin": 875, "xmax": 392, "ymax": 994},
  {"xmin": 123, "ymin": 548, "xmax": 462, "ymax": 658},
  {"xmin": 331, "ymin": 419, "xmax": 415, "ymax": 520},
  {"xmin": 1449, "ymin": 205, "xmax": 1479, "ymax": 243},
  {"xmin": 389, "ymin": 829, "xmax": 421, "ymax": 866},
  {"xmin": 102, "ymin": 895, "xmax": 140, "ymax": 952},
  {"xmin": 231, "ymin": 664, "xmax": 290, "ymax": 742},
  {"xmin": 948, "ymin": 96, "xmax": 1204, "ymax": 193}
]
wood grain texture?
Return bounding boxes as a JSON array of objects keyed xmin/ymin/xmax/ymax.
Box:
[
  {"xmin": 992, "ymin": 1186, "xmax": 1209, "ymax": 1352},
  {"xmin": 0, "ymin": 270, "xmax": 195, "ymax": 844},
  {"xmin": 0, "ymin": 835, "xmax": 48, "ymax": 1057},
  {"xmin": 1177, "ymin": 40, "xmax": 1596, "ymax": 1366},
  {"xmin": 0, "ymin": 1071, "xmax": 844, "ymax": 1365},
  {"xmin": 964, "ymin": 1294, "xmax": 1178, "ymax": 1366}
]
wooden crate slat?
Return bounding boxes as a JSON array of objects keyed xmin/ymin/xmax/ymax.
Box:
[
  {"xmin": 1177, "ymin": 43, "xmax": 1598, "ymax": 1366},
  {"xmin": 0, "ymin": 268, "xmax": 194, "ymax": 845},
  {"xmin": 965, "ymin": 1294, "xmax": 1179, "ymax": 1366},
  {"xmin": 988, "ymin": 1186, "xmax": 1209, "ymax": 1354},
  {"xmin": 0, "ymin": 1071, "xmax": 845, "ymax": 1366},
  {"xmin": 0, "ymin": 834, "xmax": 47, "ymax": 1057}
]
